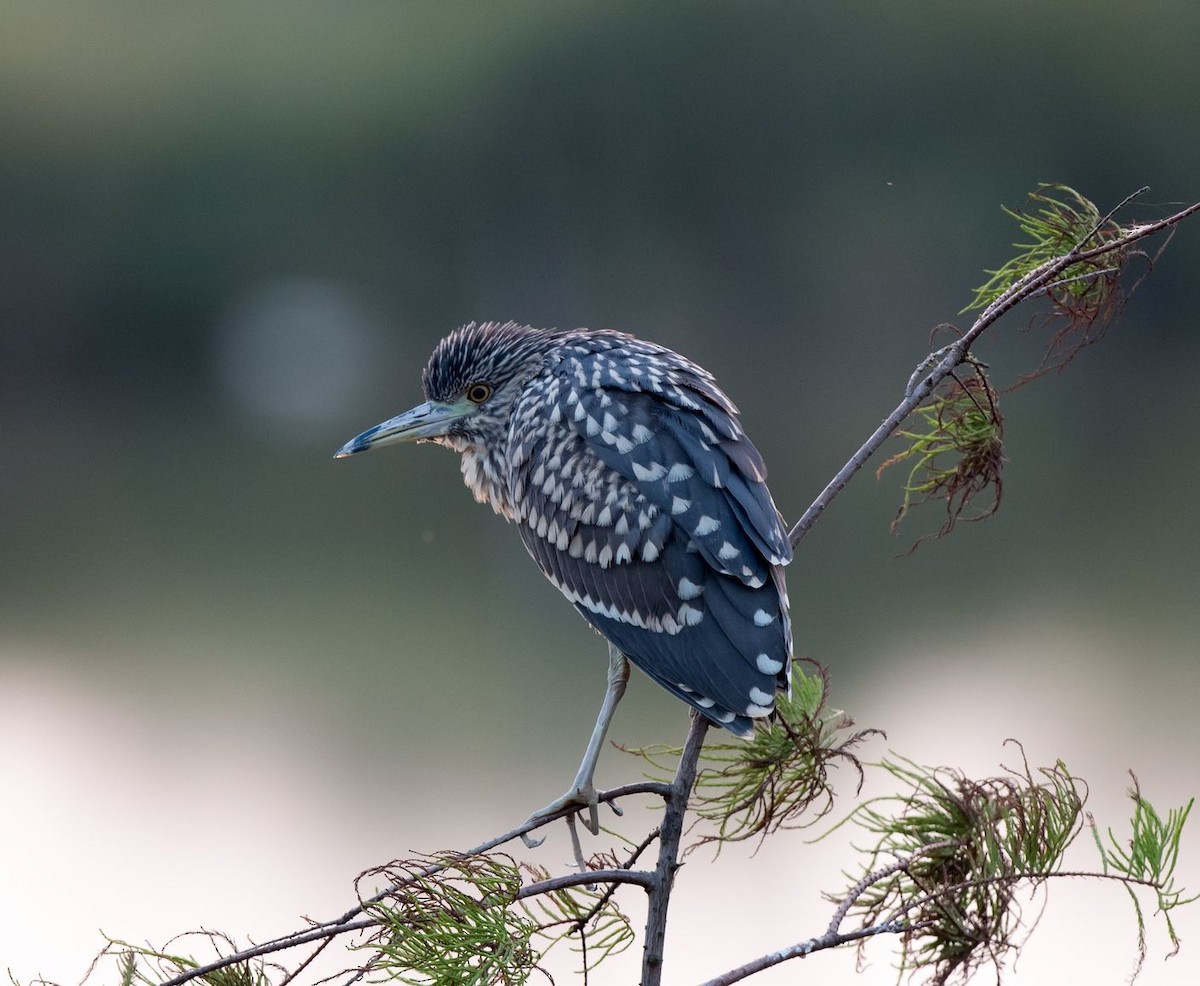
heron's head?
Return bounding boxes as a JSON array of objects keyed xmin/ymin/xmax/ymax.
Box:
[{"xmin": 335, "ymin": 321, "xmax": 554, "ymax": 459}]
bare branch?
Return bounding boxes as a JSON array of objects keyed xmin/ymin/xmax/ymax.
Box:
[
  {"xmin": 642, "ymin": 712, "xmax": 710, "ymax": 985},
  {"xmin": 697, "ymin": 919, "xmax": 916, "ymax": 986},
  {"xmin": 516, "ymin": 868, "xmax": 655, "ymax": 898}
]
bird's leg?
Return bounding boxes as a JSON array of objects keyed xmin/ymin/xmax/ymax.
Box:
[{"xmin": 522, "ymin": 645, "xmax": 630, "ymax": 845}]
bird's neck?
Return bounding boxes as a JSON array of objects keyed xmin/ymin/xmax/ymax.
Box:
[{"xmin": 459, "ymin": 443, "xmax": 514, "ymax": 519}]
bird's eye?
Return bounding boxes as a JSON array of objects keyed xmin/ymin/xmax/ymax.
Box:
[{"xmin": 465, "ymin": 382, "xmax": 492, "ymax": 404}]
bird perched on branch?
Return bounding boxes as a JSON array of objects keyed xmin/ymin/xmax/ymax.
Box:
[{"xmin": 337, "ymin": 322, "xmax": 792, "ymax": 831}]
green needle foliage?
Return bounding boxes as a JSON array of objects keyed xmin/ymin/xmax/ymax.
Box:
[
  {"xmin": 361, "ymin": 853, "xmax": 542, "ymax": 985},
  {"xmin": 963, "ymin": 183, "xmax": 1146, "ymax": 383},
  {"xmin": 877, "ymin": 368, "xmax": 1004, "ymax": 551},
  {"xmin": 358, "ymin": 851, "xmax": 633, "ymax": 985},
  {"xmin": 962, "ymin": 183, "xmax": 1119, "ymax": 316},
  {"xmin": 96, "ymin": 936, "xmax": 272, "ymax": 986},
  {"xmin": 117, "ymin": 952, "xmax": 137, "ymax": 986},
  {"xmin": 518, "ymin": 863, "xmax": 634, "ymax": 969},
  {"xmin": 1091, "ymin": 776, "xmax": 1198, "ymax": 972},
  {"xmin": 626, "ymin": 663, "xmax": 881, "ymax": 849}
]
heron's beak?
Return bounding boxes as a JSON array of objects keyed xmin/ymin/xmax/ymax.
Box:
[{"xmin": 334, "ymin": 399, "xmax": 471, "ymax": 458}]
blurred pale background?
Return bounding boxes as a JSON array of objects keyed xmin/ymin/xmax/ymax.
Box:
[{"xmin": 2, "ymin": 3, "xmax": 1197, "ymax": 984}]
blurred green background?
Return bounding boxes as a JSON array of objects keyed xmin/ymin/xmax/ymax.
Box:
[{"xmin": 2, "ymin": 3, "xmax": 1197, "ymax": 983}]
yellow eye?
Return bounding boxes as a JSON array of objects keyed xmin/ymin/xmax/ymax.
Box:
[{"xmin": 466, "ymin": 382, "xmax": 492, "ymax": 404}]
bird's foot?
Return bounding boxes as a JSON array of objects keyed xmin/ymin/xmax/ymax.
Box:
[{"xmin": 519, "ymin": 783, "xmax": 603, "ymax": 849}]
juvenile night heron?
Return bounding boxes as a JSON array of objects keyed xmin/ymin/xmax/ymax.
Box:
[{"xmin": 336, "ymin": 322, "xmax": 792, "ymax": 830}]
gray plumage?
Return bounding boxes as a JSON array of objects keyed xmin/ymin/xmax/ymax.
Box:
[{"xmin": 338, "ymin": 321, "xmax": 793, "ymax": 736}]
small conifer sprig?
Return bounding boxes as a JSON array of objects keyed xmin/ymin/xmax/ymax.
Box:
[
  {"xmin": 877, "ymin": 364, "xmax": 1003, "ymax": 551},
  {"xmin": 1091, "ymin": 776, "xmax": 1197, "ymax": 974},
  {"xmin": 623, "ymin": 662, "xmax": 880, "ymax": 849}
]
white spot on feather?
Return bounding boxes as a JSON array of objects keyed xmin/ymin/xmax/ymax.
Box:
[
  {"xmin": 632, "ymin": 461, "xmax": 667, "ymax": 482},
  {"xmin": 756, "ymin": 653, "xmax": 784, "ymax": 675},
  {"xmin": 694, "ymin": 515, "xmax": 720, "ymax": 536},
  {"xmin": 749, "ymin": 686, "xmax": 774, "ymax": 706}
]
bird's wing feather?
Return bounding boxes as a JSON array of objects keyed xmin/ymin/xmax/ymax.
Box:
[{"xmin": 505, "ymin": 338, "xmax": 792, "ymax": 729}]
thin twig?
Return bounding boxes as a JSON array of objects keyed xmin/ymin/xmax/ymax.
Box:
[
  {"xmin": 572, "ymin": 827, "xmax": 662, "ymax": 935},
  {"xmin": 883, "ymin": 868, "xmax": 1176, "ymax": 927},
  {"xmin": 697, "ymin": 919, "xmax": 921, "ymax": 985},
  {"xmin": 277, "ymin": 936, "xmax": 331, "ymax": 986},
  {"xmin": 516, "ymin": 868, "xmax": 656, "ymax": 899},
  {"xmin": 159, "ymin": 918, "xmax": 380, "ymax": 986},
  {"xmin": 824, "ymin": 840, "xmax": 957, "ymax": 939},
  {"xmin": 1032, "ymin": 265, "xmax": 1121, "ymax": 296}
]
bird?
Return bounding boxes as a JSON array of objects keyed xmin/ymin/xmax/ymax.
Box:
[{"xmin": 336, "ymin": 321, "xmax": 793, "ymax": 831}]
